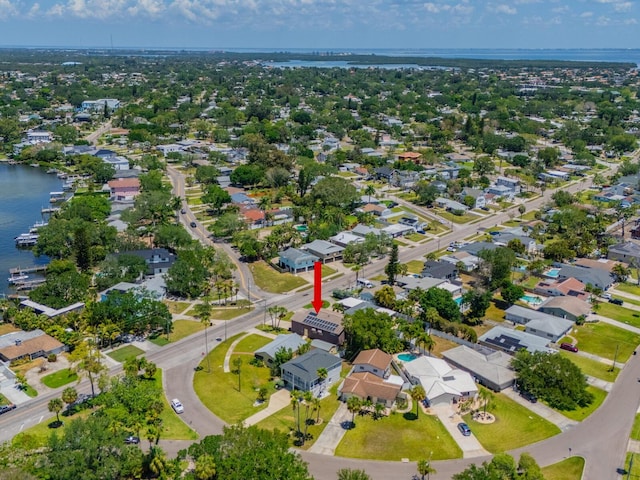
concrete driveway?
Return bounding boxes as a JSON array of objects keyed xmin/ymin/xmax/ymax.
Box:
[{"xmin": 433, "ymin": 407, "xmax": 490, "ymax": 458}]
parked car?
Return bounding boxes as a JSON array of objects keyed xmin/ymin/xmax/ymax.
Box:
[
  {"xmin": 0, "ymin": 403, "xmax": 16, "ymax": 415},
  {"xmin": 171, "ymin": 399, "xmax": 184, "ymax": 414},
  {"xmin": 560, "ymin": 342, "xmax": 578, "ymax": 353},
  {"xmin": 190, "ymin": 221, "xmax": 197, "ymax": 228},
  {"xmin": 519, "ymin": 391, "xmax": 538, "ymax": 403},
  {"xmin": 457, "ymin": 422, "xmax": 471, "ymax": 436},
  {"xmin": 609, "ymin": 298, "xmax": 623, "ymax": 306},
  {"xmin": 180, "ymin": 208, "xmax": 186, "ymax": 214},
  {"xmin": 124, "ymin": 435, "xmax": 140, "ymax": 445},
  {"xmin": 601, "ymin": 292, "xmax": 612, "ymax": 300}
]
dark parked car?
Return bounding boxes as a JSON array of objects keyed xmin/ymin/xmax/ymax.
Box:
[
  {"xmin": 124, "ymin": 435, "xmax": 140, "ymax": 445},
  {"xmin": 0, "ymin": 403, "xmax": 16, "ymax": 415},
  {"xmin": 560, "ymin": 342, "xmax": 579, "ymax": 353},
  {"xmin": 180, "ymin": 208, "xmax": 186, "ymax": 214},
  {"xmin": 457, "ymin": 422, "xmax": 471, "ymax": 436},
  {"xmin": 190, "ymin": 221, "xmax": 197, "ymax": 228},
  {"xmin": 520, "ymin": 391, "xmax": 538, "ymax": 403},
  {"xmin": 609, "ymin": 298, "xmax": 624, "ymax": 306}
]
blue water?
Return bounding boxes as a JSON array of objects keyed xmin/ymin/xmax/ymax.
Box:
[
  {"xmin": 454, "ymin": 297, "xmax": 463, "ymax": 305},
  {"xmin": 521, "ymin": 295, "xmax": 543, "ymax": 305},
  {"xmin": 398, "ymin": 353, "xmax": 418, "ymax": 362},
  {"xmin": 546, "ymin": 268, "xmax": 561, "ymax": 278},
  {"xmin": 0, "ymin": 164, "xmax": 62, "ymax": 295}
]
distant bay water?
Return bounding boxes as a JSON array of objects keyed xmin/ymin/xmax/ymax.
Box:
[{"xmin": 0, "ymin": 163, "xmax": 62, "ymax": 296}]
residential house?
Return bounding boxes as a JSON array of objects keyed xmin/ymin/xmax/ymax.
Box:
[
  {"xmin": 19, "ymin": 300, "xmax": 85, "ymax": 319},
  {"xmin": 291, "ymin": 310, "xmax": 345, "ymax": 346},
  {"xmin": 402, "ymin": 356, "xmax": 478, "ymax": 407},
  {"xmin": 534, "ymin": 277, "xmax": 588, "ymax": 300},
  {"xmin": 397, "ymin": 151, "xmax": 422, "ymax": 163},
  {"xmin": 487, "ymin": 184, "xmax": 514, "ymax": 198},
  {"xmin": 524, "ymin": 315, "xmax": 574, "ymax": 342},
  {"xmin": 278, "ymin": 248, "xmax": 319, "ymax": 274},
  {"xmin": 557, "ymin": 265, "xmax": 614, "ymax": 290},
  {"xmin": 381, "ymin": 224, "xmax": 415, "ymax": 238},
  {"xmin": 230, "ymin": 192, "xmax": 255, "ymax": 206},
  {"xmin": 435, "ymin": 197, "xmax": 468, "ymax": 212},
  {"xmin": 392, "ymin": 170, "xmax": 421, "ymax": 189},
  {"xmin": 351, "ymin": 349, "xmax": 393, "ymax": 378},
  {"xmin": 395, "ymin": 276, "xmax": 446, "ymax": 294},
  {"xmin": 538, "ymin": 296, "xmax": 591, "ymax": 322},
  {"xmin": 459, "ymin": 188, "xmax": 486, "ymax": 209},
  {"xmin": 478, "ymin": 326, "xmax": 553, "ymax": 354},
  {"xmin": 330, "ymin": 232, "xmax": 365, "ymax": 248},
  {"xmin": 108, "ymin": 178, "xmax": 141, "ymax": 202},
  {"xmin": 241, "ymin": 207, "xmax": 265, "ymax": 229},
  {"xmin": 254, "ymin": 334, "xmax": 307, "ymax": 367},
  {"xmin": 302, "ymin": 240, "xmax": 344, "ymax": 263},
  {"xmin": 115, "ymin": 248, "xmax": 177, "ymax": 275},
  {"xmin": 103, "ymin": 155, "xmax": 130, "ymax": 171},
  {"xmin": 374, "ymin": 166, "xmax": 393, "ymax": 182},
  {"xmin": 442, "ymin": 346, "xmax": 516, "ymax": 392},
  {"xmin": 351, "ymin": 224, "xmax": 383, "ymax": 238},
  {"xmin": 339, "ymin": 372, "xmax": 403, "ymax": 408},
  {"xmin": 398, "ymin": 215, "xmax": 426, "ymax": 231},
  {"xmin": 421, "ymin": 260, "xmax": 459, "ymax": 281},
  {"xmin": 0, "ymin": 329, "xmax": 67, "ymax": 363},
  {"xmin": 280, "ymin": 349, "xmax": 342, "ymax": 397},
  {"xmin": 495, "ymin": 176, "xmax": 520, "ymax": 192},
  {"xmin": 359, "ymin": 203, "xmax": 390, "ymax": 216},
  {"xmin": 26, "ymin": 130, "xmax": 53, "ymax": 144},
  {"xmin": 608, "ymin": 241, "xmax": 640, "ymax": 266}
]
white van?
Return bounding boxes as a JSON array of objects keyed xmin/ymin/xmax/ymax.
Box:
[{"xmin": 357, "ymin": 278, "xmax": 373, "ymax": 288}]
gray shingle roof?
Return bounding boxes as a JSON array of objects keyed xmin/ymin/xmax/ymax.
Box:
[
  {"xmin": 279, "ymin": 247, "xmax": 319, "ymax": 264},
  {"xmin": 281, "ymin": 349, "xmax": 341, "ymax": 383},
  {"xmin": 255, "ymin": 334, "xmax": 307, "ymax": 359}
]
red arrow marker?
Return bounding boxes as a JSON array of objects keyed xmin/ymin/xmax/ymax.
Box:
[{"xmin": 311, "ymin": 261, "xmax": 323, "ymax": 314}]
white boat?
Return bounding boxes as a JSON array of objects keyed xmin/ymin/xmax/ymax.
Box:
[
  {"xmin": 57, "ymin": 171, "xmax": 68, "ymax": 179},
  {"xmin": 15, "ymin": 233, "xmax": 39, "ymax": 246},
  {"xmin": 8, "ymin": 273, "xmax": 29, "ymax": 284},
  {"xmin": 29, "ymin": 221, "xmax": 48, "ymax": 233}
]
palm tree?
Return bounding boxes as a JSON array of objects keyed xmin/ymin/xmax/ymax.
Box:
[
  {"xmin": 347, "ymin": 396, "xmax": 361, "ymax": 426},
  {"xmin": 316, "ymin": 368, "xmax": 328, "ymax": 397},
  {"xmin": 147, "ymin": 446, "xmax": 168, "ymax": 478},
  {"xmin": 194, "ymin": 453, "xmax": 217, "ymax": 480},
  {"xmin": 373, "ymin": 403, "xmax": 385, "ymax": 420},
  {"xmin": 364, "ymin": 184, "xmax": 376, "ymax": 204},
  {"xmin": 478, "ymin": 388, "xmax": 494, "ymax": 418},
  {"xmin": 61, "ymin": 386, "xmax": 78, "ymax": 411},
  {"xmin": 290, "ymin": 389, "xmax": 303, "ymax": 436},
  {"xmin": 417, "ymin": 459, "xmax": 436, "ymax": 480},
  {"xmin": 193, "ymin": 297, "xmax": 213, "ymax": 373},
  {"xmin": 612, "ymin": 263, "xmax": 631, "ymax": 283},
  {"xmin": 232, "ymin": 357, "xmax": 243, "ymax": 392},
  {"xmin": 410, "ymin": 385, "xmax": 426, "ymax": 417},
  {"xmin": 416, "ymin": 332, "xmax": 435, "ymax": 356},
  {"xmin": 48, "ymin": 398, "xmax": 64, "ymax": 425},
  {"xmin": 313, "ymin": 397, "xmax": 322, "ymax": 424}
]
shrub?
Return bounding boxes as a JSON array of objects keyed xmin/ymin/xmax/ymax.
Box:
[{"xmin": 48, "ymin": 353, "xmax": 57, "ymax": 363}]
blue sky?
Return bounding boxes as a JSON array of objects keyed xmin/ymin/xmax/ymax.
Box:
[{"xmin": 0, "ymin": 0, "xmax": 638, "ymax": 49}]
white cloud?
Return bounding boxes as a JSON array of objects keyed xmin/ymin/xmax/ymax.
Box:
[
  {"xmin": 624, "ymin": 16, "xmax": 638, "ymax": 22},
  {"xmin": 128, "ymin": 0, "xmax": 166, "ymax": 17},
  {"xmin": 614, "ymin": 1, "xmax": 633, "ymax": 12},
  {"xmin": 552, "ymin": 5, "xmax": 570, "ymax": 13},
  {"xmin": 0, "ymin": 0, "xmax": 19, "ymax": 18},
  {"xmin": 596, "ymin": 14, "xmax": 611, "ymax": 24},
  {"xmin": 580, "ymin": 10, "xmax": 594, "ymax": 17},
  {"xmin": 490, "ymin": 4, "xmax": 517, "ymax": 14}
]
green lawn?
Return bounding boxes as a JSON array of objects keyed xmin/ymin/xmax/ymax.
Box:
[
  {"xmin": 630, "ymin": 414, "xmax": 640, "ymax": 441},
  {"xmin": 322, "ymin": 265, "xmax": 337, "ymax": 277},
  {"xmin": 405, "ymin": 233, "xmax": 427, "ymax": 242},
  {"xmin": 303, "ymin": 300, "xmax": 330, "ymax": 310},
  {"xmin": 335, "ymin": 411, "xmax": 462, "ymax": 461},
  {"xmin": 521, "ymin": 276, "xmax": 540, "ymax": 290},
  {"xmin": 614, "ymin": 295, "xmax": 640, "ymax": 307},
  {"xmin": 210, "ymin": 307, "xmax": 252, "ymax": 321},
  {"xmin": 163, "ymin": 300, "xmax": 191, "ymax": 314},
  {"xmin": 0, "ymin": 393, "xmax": 9, "ymax": 405},
  {"xmin": 626, "ymin": 452, "xmax": 640, "ymax": 478},
  {"xmin": 149, "ymin": 319, "xmax": 206, "ymax": 346},
  {"xmin": 464, "ymin": 390, "xmax": 560, "ymax": 453},
  {"xmin": 555, "ymin": 386, "xmax": 607, "ymax": 422},
  {"xmin": 558, "ymin": 351, "xmax": 619, "ymax": 382},
  {"xmin": 257, "ymin": 384, "xmax": 342, "ymax": 450},
  {"xmin": 485, "ymin": 299, "xmax": 508, "ymax": 322},
  {"xmin": 153, "ymin": 369, "xmax": 199, "ymax": 441},
  {"xmin": 566, "ymin": 322, "xmax": 640, "ymax": 363},
  {"xmin": 233, "ymin": 334, "xmax": 272, "ymax": 354},
  {"xmin": 597, "ymin": 302, "xmax": 640, "ymax": 329},
  {"xmin": 406, "ymin": 260, "xmax": 425, "ymax": 274},
  {"xmin": 107, "ymin": 345, "xmax": 145, "ymax": 363},
  {"xmin": 193, "ymin": 335, "xmax": 276, "ymax": 424},
  {"xmin": 615, "ymin": 283, "xmax": 640, "ymax": 296},
  {"xmin": 541, "ymin": 457, "xmax": 585, "ymax": 480},
  {"xmin": 437, "ymin": 210, "xmax": 478, "ymax": 224},
  {"xmin": 249, "ymin": 261, "xmax": 308, "ymax": 293},
  {"xmin": 41, "ymin": 368, "xmax": 78, "ymax": 389}
]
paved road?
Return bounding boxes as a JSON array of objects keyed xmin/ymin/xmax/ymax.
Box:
[{"xmin": 3, "ymin": 163, "xmax": 636, "ymax": 478}]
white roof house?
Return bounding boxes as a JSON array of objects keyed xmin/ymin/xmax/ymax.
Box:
[{"xmin": 402, "ymin": 356, "xmax": 478, "ymax": 407}]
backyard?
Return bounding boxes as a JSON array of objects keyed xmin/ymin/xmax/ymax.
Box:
[
  {"xmin": 463, "ymin": 389, "xmax": 560, "ymax": 452},
  {"xmin": 335, "ymin": 410, "xmax": 462, "ymax": 461}
]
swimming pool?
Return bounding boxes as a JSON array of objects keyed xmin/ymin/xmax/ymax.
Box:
[
  {"xmin": 397, "ymin": 353, "xmax": 418, "ymax": 362},
  {"xmin": 521, "ymin": 295, "xmax": 543, "ymax": 305},
  {"xmin": 546, "ymin": 268, "xmax": 561, "ymax": 278}
]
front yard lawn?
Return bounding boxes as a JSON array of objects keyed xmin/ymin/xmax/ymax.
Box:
[
  {"xmin": 149, "ymin": 319, "xmax": 206, "ymax": 346},
  {"xmin": 625, "ymin": 452, "xmax": 640, "ymax": 478},
  {"xmin": 107, "ymin": 345, "xmax": 144, "ymax": 363},
  {"xmin": 405, "ymin": 233, "xmax": 427, "ymax": 242},
  {"xmin": 335, "ymin": 411, "xmax": 462, "ymax": 461},
  {"xmin": 541, "ymin": 457, "xmax": 585, "ymax": 480},
  {"xmin": 555, "ymin": 386, "xmax": 606, "ymax": 422},
  {"xmin": 631, "ymin": 414, "xmax": 640, "ymax": 441},
  {"xmin": 41, "ymin": 368, "xmax": 78, "ymax": 389},
  {"xmin": 615, "ymin": 283, "xmax": 640, "ymax": 297},
  {"xmin": 406, "ymin": 260, "xmax": 425, "ymax": 274},
  {"xmin": 597, "ymin": 302, "xmax": 640, "ymax": 329},
  {"xmin": 463, "ymin": 389, "xmax": 560, "ymax": 453},
  {"xmin": 558, "ymin": 351, "xmax": 619, "ymax": 382},
  {"xmin": 163, "ymin": 300, "xmax": 191, "ymax": 314},
  {"xmin": 566, "ymin": 322, "xmax": 640, "ymax": 363},
  {"xmin": 437, "ymin": 210, "xmax": 479, "ymax": 224},
  {"xmin": 233, "ymin": 334, "xmax": 272, "ymax": 354},
  {"xmin": 193, "ymin": 335, "xmax": 275, "ymax": 424},
  {"xmin": 322, "ymin": 264, "xmax": 337, "ymax": 277},
  {"xmin": 249, "ymin": 261, "xmax": 308, "ymax": 293}
]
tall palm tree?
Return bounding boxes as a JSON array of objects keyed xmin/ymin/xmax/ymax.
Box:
[
  {"xmin": 316, "ymin": 368, "xmax": 328, "ymax": 397},
  {"xmin": 347, "ymin": 396, "xmax": 361, "ymax": 426},
  {"xmin": 365, "ymin": 184, "xmax": 376, "ymax": 204},
  {"xmin": 410, "ymin": 385, "xmax": 426, "ymax": 418},
  {"xmin": 193, "ymin": 297, "xmax": 213, "ymax": 373},
  {"xmin": 194, "ymin": 453, "xmax": 217, "ymax": 480},
  {"xmin": 417, "ymin": 459, "xmax": 436, "ymax": 480},
  {"xmin": 48, "ymin": 398, "xmax": 63, "ymax": 425}
]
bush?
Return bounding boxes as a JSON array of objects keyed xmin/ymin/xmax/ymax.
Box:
[{"xmin": 48, "ymin": 353, "xmax": 57, "ymax": 363}]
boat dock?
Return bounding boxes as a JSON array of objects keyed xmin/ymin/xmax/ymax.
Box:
[
  {"xmin": 41, "ymin": 207, "xmax": 61, "ymax": 214},
  {"xmin": 12, "ymin": 279, "xmax": 46, "ymax": 291},
  {"xmin": 9, "ymin": 265, "xmax": 47, "ymax": 275}
]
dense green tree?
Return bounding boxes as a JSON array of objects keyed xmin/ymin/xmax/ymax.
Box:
[
  {"xmin": 185, "ymin": 425, "xmax": 312, "ymax": 480},
  {"xmin": 194, "ymin": 165, "xmax": 220, "ymax": 184},
  {"xmin": 462, "ymin": 290, "xmax": 492, "ymax": 321},
  {"xmin": 385, "ymin": 243, "xmax": 399, "ymax": 286},
  {"xmin": 154, "ymin": 223, "xmax": 194, "ymax": 250},
  {"xmin": 202, "ymin": 184, "xmax": 232, "ymax": 213},
  {"xmin": 309, "ymin": 176, "xmax": 358, "ymax": 210},
  {"xmin": 417, "ymin": 287, "xmax": 461, "ymax": 323},
  {"xmin": 48, "ymin": 398, "xmax": 64, "ymax": 424},
  {"xmin": 29, "ymin": 270, "xmax": 89, "ymax": 309},
  {"xmin": 230, "ymin": 164, "xmax": 265, "ymax": 186},
  {"xmin": 512, "ymin": 350, "xmax": 593, "ymax": 410},
  {"xmin": 477, "ymin": 247, "xmax": 517, "ymax": 289},
  {"xmin": 343, "ymin": 308, "xmax": 404, "ymax": 356},
  {"xmin": 501, "ymin": 281, "xmax": 525, "ymax": 306},
  {"xmin": 165, "ymin": 248, "xmax": 213, "ymax": 298}
]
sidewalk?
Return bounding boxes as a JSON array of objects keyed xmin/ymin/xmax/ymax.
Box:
[
  {"xmin": 590, "ymin": 314, "xmax": 640, "ymax": 335},
  {"xmin": 244, "ymin": 389, "xmax": 290, "ymax": 426},
  {"xmin": 308, "ymin": 401, "xmax": 351, "ymax": 455},
  {"xmin": 433, "ymin": 406, "xmax": 490, "ymax": 458},
  {"xmin": 586, "ymin": 375, "xmax": 614, "ymax": 393}
]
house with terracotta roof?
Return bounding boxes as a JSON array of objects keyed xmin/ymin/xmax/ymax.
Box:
[
  {"xmin": 108, "ymin": 178, "xmax": 140, "ymax": 202},
  {"xmin": 398, "ymin": 151, "xmax": 422, "ymax": 163},
  {"xmin": 534, "ymin": 277, "xmax": 588, "ymax": 300},
  {"xmin": 240, "ymin": 207, "xmax": 265, "ymax": 229},
  {"xmin": 0, "ymin": 329, "xmax": 66, "ymax": 363},
  {"xmin": 351, "ymin": 349, "xmax": 393, "ymax": 379}
]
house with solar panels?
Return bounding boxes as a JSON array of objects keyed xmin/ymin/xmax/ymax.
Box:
[
  {"xmin": 291, "ymin": 310, "xmax": 345, "ymax": 346},
  {"xmin": 280, "ymin": 349, "xmax": 342, "ymax": 397}
]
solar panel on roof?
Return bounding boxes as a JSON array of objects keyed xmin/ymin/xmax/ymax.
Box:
[{"xmin": 303, "ymin": 314, "xmax": 339, "ymax": 333}]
